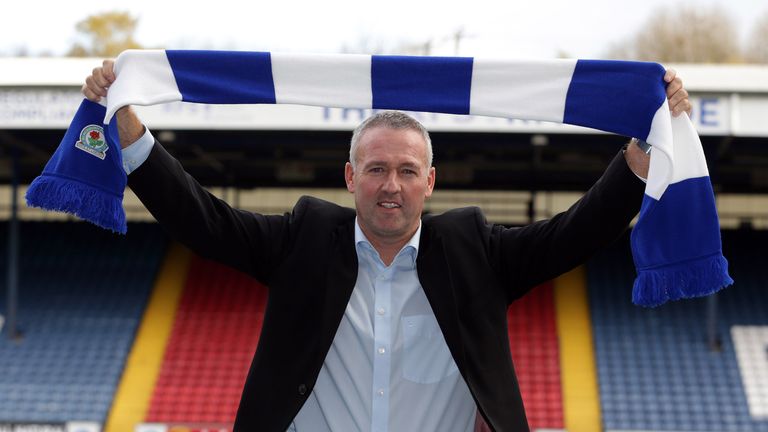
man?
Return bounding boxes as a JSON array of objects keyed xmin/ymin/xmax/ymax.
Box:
[{"xmin": 84, "ymin": 60, "xmax": 691, "ymax": 432}]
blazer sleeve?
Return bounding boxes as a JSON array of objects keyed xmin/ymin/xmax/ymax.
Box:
[
  {"xmin": 488, "ymin": 150, "xmax": 646, "ymax": 303},
  {"xmin": 127, "ymin": 141, "xmax": 291, "ymax": 283}
]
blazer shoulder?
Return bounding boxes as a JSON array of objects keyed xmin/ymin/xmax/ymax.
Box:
[
  {"xmin": 423, "ymin": 206, "xmax": 487, "ymax": 233},
  {"xmin": 293, "ymin": 195, "xmax": 356, "ymax": 226}
]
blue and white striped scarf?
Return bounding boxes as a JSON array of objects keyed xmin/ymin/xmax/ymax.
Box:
[{"xmin": 26, "ymin": 50, "xmax": 733, "ymax": 306}]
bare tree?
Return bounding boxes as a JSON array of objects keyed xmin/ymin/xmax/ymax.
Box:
[
  {"xmin": 606, "ymin": 5, "xmax": 742, "ymax": 63},
  {"xmin": 68, "ymin": 11, "xmax": 143, "ymax": 57},
  {"xmin": 746, "ymin": 10, "xmax": 768, "ymax": 63}
]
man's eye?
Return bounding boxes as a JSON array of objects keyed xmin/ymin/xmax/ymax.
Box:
[
  {"xmin": 369, "ymin": 167, "xmax": 384, "ymax": 173},
  {"xmin": 402, "ymin": 169, "xmax": 417, "ymax": 175}
]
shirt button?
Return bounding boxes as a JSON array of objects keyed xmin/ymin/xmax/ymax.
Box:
[
  {"xmin": 377, "ymin": 307, "xmax": 385, "ymax": 315},
  {"xmin": 377, "ymin": 389, "xmax": 385, "ymax": 396},
  {"xmin": 377, "ymin": 347, "xmax": 386, "ymax": 354},
  {"xmin": 298, "ymin": 384, "xmax": 307, "ymax": 395}
]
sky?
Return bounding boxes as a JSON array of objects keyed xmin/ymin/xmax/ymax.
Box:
[{"xmin": 1, "ymin": 0, "xmax": 765, "ymax": 59}]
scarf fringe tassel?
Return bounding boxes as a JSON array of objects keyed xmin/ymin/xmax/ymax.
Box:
[
  {"xmin": 632, "ymin": 254, "xmax": 734, "ymax": 307},
  {"xmin": 25, "ymin": 175, "xmax": 127, "ymax": 234}
]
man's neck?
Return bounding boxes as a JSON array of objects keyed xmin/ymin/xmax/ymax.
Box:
[{"xmin": 356, "ymin": 222, "xmax": 420, "ymax": 267}]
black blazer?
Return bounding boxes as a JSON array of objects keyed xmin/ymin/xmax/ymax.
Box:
[{"xmin": 129, "ymin": 142, "xmax": 644, "ymax": 432}]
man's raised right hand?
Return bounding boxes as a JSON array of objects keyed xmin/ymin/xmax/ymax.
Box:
[
  {"xmin": 82, "ymin": 59, "xmax": 116, "ymax": 103},
  {"xmin": 82, "ymin": 59, "xmax": 144, "ymax": 148}
]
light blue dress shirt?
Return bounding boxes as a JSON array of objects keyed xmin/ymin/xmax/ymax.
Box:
[
  {"xmin": 120, "ymin": 127, "xmax": 155, "ymax": 174},
  {"xmin": 290, "ymin": 220, "xmax": 476, "ymax": 432},
  {"xmin": 122, "ymin": 131, "xmax": 478, "ymax": 432}
]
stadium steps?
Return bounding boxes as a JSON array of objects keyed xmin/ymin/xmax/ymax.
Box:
[
  {"xmin": 589, "ymin": 230, "xmax": 768, "ymax": 432},
  {"xmin": 105, "ymin": 242, "xmax": 192, "ymax": 432},
  {"xmin": 554, "ymin": 267, "xmax": 602, "ymax": 432},
  {"xmin": 0, "ymin": 222, "xmax": 167, "ymax": 423}
]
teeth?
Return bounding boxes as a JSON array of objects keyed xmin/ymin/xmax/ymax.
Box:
[{"xmin": 379, "ymin": 202, "xmax": 400, "ymax": 208}]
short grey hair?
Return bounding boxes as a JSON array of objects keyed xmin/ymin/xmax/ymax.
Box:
[{"xmin": 349, "ymin": 111, "xmax": 433, "ymax": 170}]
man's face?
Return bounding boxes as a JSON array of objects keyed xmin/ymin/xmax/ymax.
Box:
[{"xmin": 345, "ymin": 126, "xmax": 435, "ymax": 245}]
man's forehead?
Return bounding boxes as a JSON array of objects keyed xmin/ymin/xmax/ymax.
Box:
[
  {"xmin": 359, "ymin": 125, "xmax": 423, "ymax": 141},
  {"xmin": 360, "ymin": 157, "xmax": 422, "ymax": 168},
  {"xmin": 358, "ymin": 145, "xmax": 426, "ymax": 167},
  {"xmin": 358, "ymin": 127, "xmax": 426, "ymax": 153}
]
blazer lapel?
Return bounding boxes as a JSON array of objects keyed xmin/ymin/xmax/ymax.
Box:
[
  {"xmin": 322, "ymin": 221, "xmax": 359, "ymax": 338},
  {"xmin": 416, "ymin": 223, "xmax": 467, "ymax": 369}
]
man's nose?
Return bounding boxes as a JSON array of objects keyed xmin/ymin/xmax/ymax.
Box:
[{"xmin": 382, "ymin": 172, "xmax": 400, "ymax": 193}]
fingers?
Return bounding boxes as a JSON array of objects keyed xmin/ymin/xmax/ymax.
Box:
[
  {"xmin": 102, "ymin": 59, "xmax": 116, "ymax": 81},
  {"xmin": 664, "ymin": 68, "xmax": 677, "ymax": 84},
  {"xmin": 81, "ymin": 82, "xmax": 102, "ymax": 102},
  {"xmin": 668, "ymin": 86, "xmax": 691, "ymax": 117},
  {"xmin": 82, "ymin": 59, "xmax": 116, "ymax": 102},
  {"xmin": 664, "ymin": 68, "xmax": 692, "ymax": 117}
]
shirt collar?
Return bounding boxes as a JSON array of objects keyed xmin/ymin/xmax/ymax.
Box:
[{"xmin": 354, "ymin": 218, "xmax": 421, "ymax": 267}]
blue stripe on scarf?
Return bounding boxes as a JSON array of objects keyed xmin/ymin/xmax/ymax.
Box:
[
  {"xmin": 564, "ymin": 60, "xmax": 667, "ymax": 140},
  {"xmin": 371, "ymin": 55, "xmax": 473, "ymax": 114},
  {"xmin": 166, "ymin": 50, "xmax": 276, "ymax": 104},
  {"xmin": 631, "ymin": 177, "xmax": 733, "ymax": 306},
  {"xmin": 26, "ymin": 100, "xmax": 127, "ymax": 233}
]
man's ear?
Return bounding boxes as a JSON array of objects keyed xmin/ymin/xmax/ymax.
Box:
[
  {"xmin": 345, "ymin": 162, "xmax": 355, "ymax": 193},
  {"xmin": 425, "ymin": 166, "xmax": 436, "ymax": 198}
]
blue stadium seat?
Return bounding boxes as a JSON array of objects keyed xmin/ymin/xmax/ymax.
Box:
[
  {"xmin": 0, "ymin": 222, "xmax": 168, "ymax": 423},
  {"xmin": 589, "ymin": 230, "xmax": 768, "ymax": 432}
]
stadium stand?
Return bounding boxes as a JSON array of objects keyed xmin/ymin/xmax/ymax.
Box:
[
  {"xmin": 589, "ymin": 230, "xmax": 768, "ymax": 432},
  {"xmin": 145, "ymin": 255, "xmax": 267, "ymax": 424},
  {"xmin": 0, "ymin": 222, "xmax": 167, "ymax": 424},
  {"xmin": 7, "ymin": 220, "xmax": 762, "ymax": 432}
]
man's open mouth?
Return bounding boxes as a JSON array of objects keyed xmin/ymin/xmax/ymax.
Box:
[{"xmin": 378, "ymin": 202, "xmax": 401, "ymax": 209}]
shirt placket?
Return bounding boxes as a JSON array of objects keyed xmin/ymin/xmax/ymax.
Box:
[{"xmin": 371, "ymin": 261, "xmax": 392, "ymax": 432}]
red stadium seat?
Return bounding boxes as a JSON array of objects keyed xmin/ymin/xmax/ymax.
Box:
[
  {"xmin": 507, "ymin": 282, "xmax": 564, "ymax": 430},
  {"xmin": 146, "ymin": 256, "xmax": 266, "ymax": 423}
]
